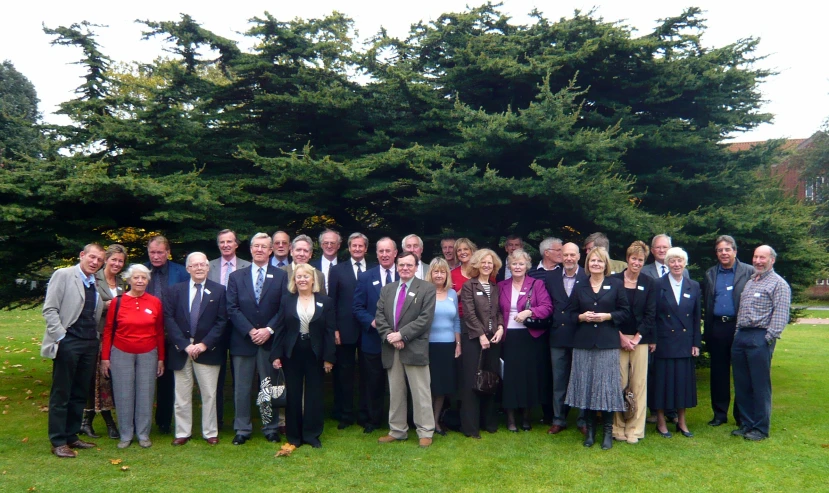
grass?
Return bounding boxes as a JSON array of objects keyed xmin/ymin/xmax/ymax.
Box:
[{"xmin": 1, "ymin": 308, "xmax": 828, "ymax": 492}]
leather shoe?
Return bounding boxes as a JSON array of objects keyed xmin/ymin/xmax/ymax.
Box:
[
  {"xmin": 419, "ymin": 437, "xmax": 432, "ymax": 448},
  {"xmin": 675, "ymin": 424, "xmax": 693, "ymax": 438},
  {"xmin": 708, "ymin": 418, "xmax": 726, "ymax": 427},
  {"xmin": 435, "ymin": 429, "xmax": 447, "ymax": 436},
  {"xmin": 547, "ymin": 425, "xmax": 565, "ymax": 435},
  {"xmin": 308, "ymin": 440, "xmax": 322, "ymax": 449},
  {"xmin": 51, "ymin": 444, "xmax": 78, "ymax": 458},
  {"xmin": 265, "ymin": 433, "xmax": 281, "ymax": 443},
  {"xmin": 232, "ymin": 434, "xmax": 249, "ymax": 445},
  {"xmin": 744, "ymin": 430, "xmax": 767, "ymax": 441},
  {"xmin": 172, "ymin": 437, "xmax": 190, "ymax": 446},
  {"xmin": 656, "ymin": 428, "xmax": 672, "ymax": 438},
  {"xmin": 206, "ymin": 437, "xmax": 219, "ymax": 445},
  {"xmin": 68, "ymin": 439, "xmax": 96, "ymax": 449},
  {"xmin": 363, "ymin": 425, "xmax": 376, "ymax": 434},
  {"xmin": 578, "ymin": 425, "xmax": 588, "ymax": 436},
  {"xmin": 378, "ymin": 435, "xmax": 407, "ymax": 443},
  {"xmin": 731, "ymin": 427, "xmax": 749, "ymax": 437},
  {"xmin": 465, "ymin": 434, "xmax": 481, "ymax": 439}
]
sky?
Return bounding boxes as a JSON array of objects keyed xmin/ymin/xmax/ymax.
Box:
[{"xmin": 2, "ymin": 0, "xmax": 827, "ymax": 143}]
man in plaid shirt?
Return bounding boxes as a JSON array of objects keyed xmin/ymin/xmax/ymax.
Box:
[{"xmin": 731, "ymin": 245, "xmax": 791, "ymax": 441}]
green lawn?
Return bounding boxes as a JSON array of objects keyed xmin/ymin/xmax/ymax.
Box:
[{"xmin": 1, "ymin": 308, "xmax": 828, "ymax": 492}]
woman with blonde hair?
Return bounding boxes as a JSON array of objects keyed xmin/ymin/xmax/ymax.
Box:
[
  {"xmin": 426, "ymin": 258, "xmax": 461, "ymax": 435},
  {"xmin": 450, "ymin": 238, "xmax": 478, "ymax": 316}
]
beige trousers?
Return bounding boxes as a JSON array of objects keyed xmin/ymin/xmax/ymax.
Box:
[
  {"xmin": 174, "ymin": 358, "xmax": 220, "ymax": 439},
  {"xmin": 613, "ymin": 344, "xmax": 649, "ymax": 440},
  {"xmin": 387, "ymin": 351, "xmax": 435, "ymax": 439}
]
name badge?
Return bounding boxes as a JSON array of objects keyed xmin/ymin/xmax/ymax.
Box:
[
  {"xmin": 316, "ymin": 302, "xmax": 323, "ymax": 307},
  {"xmin": 204, "ymin": 288, "xmax": 211, "ymax": 295},
  {"xmin": 266, "ymin": 274, "xmax": 273, "ymax": 278},
  {"xmin": 408, "ymin": 291, "xmax": 415, "ymax": 297},
  {"xmin": 603, "ymin": 285, "xmax": 610, "ymax": 290},
  {"xmin": 637, "ymin": 285, "xmax": 644, "ymax": 291},
  {"xmin": 754, "ymin": 292, "xmax": 761, "ymax": 298},
  {"xmin": 519, "ymin": 292, "xmax": 526, "ymax": 295},
  {"xmin": 726, "ymin": 286, "xmax": 733, "ymax": 291},
  {"xmin": 683, "ymin": 293, "xmax": 691, "ymax": 298},
  {"xmin": 476, "ymin": 292, "xmax": 484, "ymax": 296},
  {"xmin": 373, "ymin": 280, "xmax": 380, "ymax": 286},
  {"xmin": 144, "ymin": 308, "xmax": 153, "ymax": 314}
]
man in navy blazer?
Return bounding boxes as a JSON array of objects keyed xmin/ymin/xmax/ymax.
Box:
[
  {"xmin": 328, "ymin": 232, "xmax": 372, "ymax": 429},
  {"xmin": 227, "ymin": 233, "xmax": 288, "ymax": 444},
  {"xmin": 353, "ymin": 237, "xmax": 398, "ymax": 433},
  {"xmin": 144, "ymin": 235, "xmax": 189, "ymax": 434},
  {"xmin": 164, "ymin": 252, "xmax": 227, "ymax": 445}
]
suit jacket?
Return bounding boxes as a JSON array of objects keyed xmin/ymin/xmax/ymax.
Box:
[
  {"xmin": 143, "ymin": 260, "xmax": 189, "ymax": 286},
  {"xmin": 164, "ymin": 279, "xmax": 227, "ymax": 370},
  {"xmin": 610, "ymin": 271, "xmax": 657, "ymax": 343},
  {"xmin": 702, "ymin": 259, "xmax": 754, "ymax": 342},
  {"xmin": 270, "ymin": 293, "xmax": 336, "ymax": 364},
  {"xmin": 542, "ymin": 267, "xmax": 588, "ymax": 348},
  {"xmin": 94, "ymin": 269, "xmax": 127, "ymax": 332},
  {"xmin": 497, "ymin": 276, "xmax": 553, "ymax": 339},
  {"xmin": 654, "ymin": 274, "xmax": 702, "ymax": 359},
  {"xmin": 207, "ymin": 257, "xmax": 252, "ymax": 285},
  {"xmin": 460, "ymin": 278, "xmax": 504, "ymax": 339},
  {"xmin": 641, "ymin": 262, "xmax": 690, "ymax": 280},
  {"xmin": 569, "ymin": 276, "xmax": 631, "ymax": 349},
  {"xmin": 328, "ymin": 259, "xmax": 374, "ymax": 345},
  {"xmin": 281, "ymin": 263, "xmax": 327, "ymax": 296},
  {"xmin": 352, "ymin": 266, "xmax": 398, "ymax": 355},
  {"xmin": 41, "ymin": 266, "xmax": 105, "ymax": 359},
  {"xmin": 227, "ymin": 264, "xmax": 288, "ymax": 356},
  {"xmin": 375, "ymin": 277, "xmax": 437, "ymax": 368}
]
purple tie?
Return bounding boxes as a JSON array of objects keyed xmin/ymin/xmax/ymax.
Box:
[{"xmin": 394, "ymin": 284, "xmax": 407, "ymax": 331}]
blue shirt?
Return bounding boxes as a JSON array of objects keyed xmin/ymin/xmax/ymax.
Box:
[
  {"xmin": 713, "ymin": 264, "xmax": 736, "ymax": 317},
  {"xmin": 429, "ymin": 290, "xmax": 461, "ymax": 343},
  {"xmin": 77, "ymin": 265, "xmax": 98, "ymax": 307}
]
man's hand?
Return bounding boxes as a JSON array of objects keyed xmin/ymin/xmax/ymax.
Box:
[{"xmin": 386, "ymin": 332, "xmax": 403, "ymax": 344}]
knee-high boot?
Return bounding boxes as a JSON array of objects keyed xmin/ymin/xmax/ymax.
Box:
[
  {"xmin": 101, "ymin": 410, "xmax": 120, "ymax": 439},
  {"xmin": 601, "ymin": 411, "xmax": 614, "ymax": 450}
]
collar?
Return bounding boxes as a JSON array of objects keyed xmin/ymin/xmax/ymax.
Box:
[
  {"xmin": 252, "ymin": 262, "xmax": 268, "ymax": 272},
  {"xmin": 221, "ymin": 256, "xmax": 238, "ymax": 266},
  {"xmin": 755, "ymin": 268, "xmax": 775, "ymax": 281},
  {"xmin": 77, "ymin": 265, "xmax": 96, "ymax": 288},
  {"xmin": 189, "ymin": 279, "xmax": 205, "ymax": 291},
  {"xmin": 399, "ymin": 278, "xmax": 414, "ymax": 290},
  {"xmin": 152, "ymin": 262, "xmax": 169, "ymax": 275},
  {"xmin": 537, "ymin": 261, "xmax": 560, "ymax": 271},
  {"xmin": 351, "ymin": 257, "xmax": 365, "ymax": 267},
  {"xmin": 717, "ymin": 263, "xmax": 736, "ymax": 274},
  {"xmin": 563, "ymin": 266, "xmax": 579, "ymax": 278}
]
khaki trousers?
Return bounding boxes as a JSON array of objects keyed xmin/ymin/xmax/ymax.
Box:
[
  {"xmin": 387, "ymin": 351, "xmax": 434, "ymax": 439},
  {"xmin": 174, "ymin": 358, "xmax": 220, "ymax": 439},
  {"xmin": 613, "ymin": 344, "xmax": 649, "ymax": 440}
]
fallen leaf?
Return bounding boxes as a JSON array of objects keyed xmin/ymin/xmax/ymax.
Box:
[
  {"xmin": 120, "ymin": 466, "xmax": 130, "ymax": 471},
  {"xmin": 2, "ymin": 410, "xmax": 7, "ymax": 415},
  {"xmin": 821, "ymin": 444, "xmax": 829, "ymax": 448},
  {"xmin": 25, "ymin": 390, "xmax": 32, "ymax": 394},
  {"xmin": 25, "ymin": 396, "xmax": 33, "ymax": 400},
  {"xmin": 22, "ymin": 437, "xmax": 29, "ymax": 443},
  {"xmin": 34, "ymin": 380, "xmax": 43, "ymax": 385},
  {"xmin": 110, "ymin": 459, "xmax": 122, "ymax": 465},
  {"xmin": 39, "ymin": 392, "xmax": 48, "ymax": 397},
  {"xmin": 10, "ymin": 364, "xmax": 21, "ymax": 368},
  {"xmin": 38, "ymin": 406, "xmax": 49, "ymax": 412},
  {"xmin": 0, "ymin": 396, "xmax": 7, "ymax": 401},
  {"xmin": 275, "ymin": 443, "xmax": 297, "ymax": 457},
  {"xmin": 28, "ymin": 487, "xmax": 35, "ymax": 492}
]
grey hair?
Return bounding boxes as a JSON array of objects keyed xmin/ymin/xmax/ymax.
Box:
[
  {"xmin": 665, "ymin": 247, "xmax": 688, "ymax": 264},
  {"xmin": 186, "ymin": 252, "xmax": 208, "ymax": 266},
  {"xmin": 651, "ymin": 234, "xmax": 672, "ymax": 248},
  {"xmin": 759, "ymin": 244, "xmax": 777, "ymax": 260},
  {"xmin": 348, "ymin": 232, "xmax": 369, "ymax": 249},
  {"xmin": 402, "ymin": 234, "xmax": 424, "ymax": 249},
  {"xmin": 292, "ymin": 234, "xmax": 314, "ymax": 250},
  {"xmin": 318, "ymin": 228, "xmax": 341, "ymax": 245},
  {"xmin": 122, "ymin": 263, "xmax": 151, "ymax": 281},
  {"xmin": 250, "ymin": 232, "xmax": 272, "ymax": 247},
  {"xmin": 507, "ymin": 248, "xmax": 533, "ymax": 267},
  {"xmin": 376, "ymin": 237, "xmax": 397, "ymax": 251},
  {"xmin": 539, "ymin": 237, "xmax": 563, "ymax": 253},
  {"xmin": 715, "ymin": 235, "xmax": 737, "ymax": 251}
]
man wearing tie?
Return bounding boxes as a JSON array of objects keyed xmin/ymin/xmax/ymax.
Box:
[
  {"xmin": 282, "ymin": 235, "xmax": 326, "ymax": 296},
  {"xmin": 207, "ymin": 229, "xmax": 251, "ymax": 430},
  {"xmin": 642, "ymin": 234, "xmax": 673, "ymax": 279},
  {"xmin": 327, "ymin": 233, "xmax": 371, "ymax": 430},
  {"xmin": 353, "ymin": 237, "xmax": 398, "ymax": 433},
  {"xmin": 227, "ymin": 233, "xmax": 288, "ymax": 444},
  {"xmin": 164, "ymin": 252, "xmax": 227, "ymax": 445},
  {"xmin": 311, "ymin": 229, "xmax": 341, "ymax": 292},
  {"xmin": 402, "ymin": 234, "xmax": 428, "ymax": 279},
  {"xmin": 144, "ymin": 236, "xmax": 189, "ymax": 434},
  {"xmin": 376, "ymin": 251, "xmax": 437, "ymax": 448},
  {"xmin": 270, "ymin": 231, "xmax": 292, "ymax": 268}
]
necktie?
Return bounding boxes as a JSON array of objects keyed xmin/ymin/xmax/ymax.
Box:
[
  {"xmin": 223, "ymin": 261, "xmax": 232, "ymax": 286},
  {"xmin": 394, "ymin": 284, "xmax": 407, "ymax": 331},
  {"xmin": 277, "ymin": 260, "xmax": 285, "ymax": 268},
  {"xmin": 255, "ymin": 267, "xmax": 264, "ymax": 303},
  {"xmin": 661, "ymin": 265, "xmax": 667, "ymax": 277},
  {"xmin": 385, "ymin": 269, "xmax": 392, "ymax": 285},
  {"xmin": 190, "ymin": 283, "xmax": 202, "ymax": 335},
  {"xmin": 356, "ymin": 261, "xmax": 363, "ymax": 279}
]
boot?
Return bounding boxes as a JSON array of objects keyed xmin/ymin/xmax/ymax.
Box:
[
  {"xmin": 601, "ymin": 412, "xmax": 614, "ymax": 450},
  {"xmin": 101, "ymin": 410, "xmax": 120, "ymax": 439},
  {"xmin": 80, "ymin": 410, "xmax": 101, "ymax": 438},
  {"xmin": 582, "ymin": 410, "xmax": 596, "ymax": 447}
]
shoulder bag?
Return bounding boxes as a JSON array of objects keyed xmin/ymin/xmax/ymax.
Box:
[{"xmin": 523, "ymin": 285, "xmax": 552, "ymax": 330}]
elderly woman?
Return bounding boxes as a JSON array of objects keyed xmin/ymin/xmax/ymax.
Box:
[
  {"xmin": 497, "ymin": 249, "xmax": 553, "ymax": 432},
  {"xmin": 101, "ymin": 264, "xmax": 164, "ymax": 449},
  {"xmin": 450, "ymin": 238, "xmax": 478, "ymax": 316},
  {"xmin": 459, "ymin": 248, "xmax": 504, "ymax": 438},
  {"xmin": 566, "ymin": 247, "xmax": 630, "ymax": 450},
  {"xmin": 426, "ymin": 258, "xmax": 461, "ymax": 436},
  {"xmin": 609, "ymin": 241, "xmax": 656, "ymax": 444},
  {"xmin": 650, "ymin": 247, "xmax": 701, "ymax": 438},
  {"xmin": 271, "ymin": 263, "xmax": 336, "ymax": 449}
]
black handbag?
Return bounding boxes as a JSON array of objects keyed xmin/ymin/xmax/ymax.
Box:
[
  {"xmin": 270, "ymin": 368, "xmax": 287, "ymax": 409},
  {"xmin": 473, "ymin": 349, "xmax": 500, "ymax": 395},
  {"xmin": 523, "ymin": 285, "xmax": 552, "ymax": 330}
]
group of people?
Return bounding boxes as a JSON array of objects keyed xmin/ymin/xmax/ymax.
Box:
[{"xmin": 41, "ymin": 228, "xmax": 791, "ymax": 457}]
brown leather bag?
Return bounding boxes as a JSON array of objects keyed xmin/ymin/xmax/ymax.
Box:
[
  {"xmin": 622, "ymin": 365, "xmax": 636, "ymax": 420},
  {"xmin": 473, "ymin": 349, "xmax": 500, "ymax": 395}
]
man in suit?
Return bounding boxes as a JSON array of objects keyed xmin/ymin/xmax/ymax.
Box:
[
  {"xmin": 376, "ymin": 251, "xmax": 437, "ymax": 448},
  {"xmin": 283, "ymin": 234, "xmax": 326, "ymax": 296},
  {"xmin": 353, "ymin": 237, "xmax": 398, "ymax": 433},
  {"xmin": 642, "ymin": 234, "xmax": 689, "ymax": 280},
  {"xmin": 496, "ymin": 235, "xmax": 523, "ymax": 281},
  {"xmin": 311, "ymin": 229, "xmax": 341, "ymax": 292},
  {"xmin": 402, "ymin": 234, "xmax": 428, "ymax": 279},
  {"xmin": 208, "ymin": 229, "xmax": 251, "ymax": 430},
  {"xmin": 42, "ymin": 244, "xmax": 106, "ymax": 458},
  {"xmin": 164, "ymin": 252, "xmax": 227, "ymax": 446},
  {"xmin": 542, "ymin": 242, "xmax": 588, "ymax": 435},
  {"xmin": 144, "ymin": 235, "xmax": 189, "ymax": 434},
  {"xmin": 227, "ymin": 232, "xmax": 289, "ymax": 444},
  {"xmin": 270, "ymin": 231, "xmax": 292, "ymax": 268},
  {"xmin": 328, "ymin": 232, "xmax": 371, "ymax": 429},
  {"xmin": 702, "ymin": 235, "xmax": 754, "ymax": 427}
]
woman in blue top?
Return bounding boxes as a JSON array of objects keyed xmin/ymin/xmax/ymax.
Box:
[{"xmin": 426, "ymin": 258, "xmax": 462, "ymax": 436}]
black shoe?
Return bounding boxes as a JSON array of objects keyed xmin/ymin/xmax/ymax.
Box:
[
  {"xmin": 232, "ymin": 434, "xmax": 249, "ymax": 445},
  {"xmin": 656, "ymin": 427, "xmax": 672, "ymax": 438},
  {"xmin": 465, "ymin": 434, "xmax": 481, "ymax": 439},
  {"xmin": 731, "ymin": 427, "xmax": 749, "ymax": 437},
  {"xmin": 601, "ymin": 413, "xmax": 614, "ymax": 450},
  {"xmin": 435, "ymin": 429, "xmax": 447, "ymax": 436},
  {"xmin": 507, "ymin": 427, "xmax": 519, "ymax": 433},
  {"xmin": 744, "ymin": 430, "xmax": 767, "ymax": 441},
  {"xmin": 675, "ymin": 423, "xmax": 693, "ymax": 438},
  {"xmin": 306, "ymin": 439, "xmax": 322, "ymax": 448},
  {"xmin": 583, "ymin": 411, "xmax": 596, "ymax": 447},
  {"xmin": 521, "ymin": 423, "xmax": 532, "ymax": 431},
  {"xmin": 265, "ymin": 433, "xmax": 281, "ymax": 443},
  {"xmin": 79, "ymin": 410, "xmax": 101, "ymax": 439},
  {"xmin": 363, "ymin": 425, "xmax": 376, "ymax": 434},
  {"xmin": 708, "ymin": 418, "xmax": 726, "ymax": 427},
  {"xmin": 337, "ymin": 421, "xmax": 352, "ymax": 430},
  {"xmin": 157, "ymin": 425, "xmax": 171, "ymax": 435}
]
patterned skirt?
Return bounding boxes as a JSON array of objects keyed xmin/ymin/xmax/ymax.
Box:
[
  {"xmin": 93, "ymin": 341, "xmax": 115, "ymax": 411},
  {"xmin": 565, "ymin": 348, "xmax": 625, "ymax": 412}
]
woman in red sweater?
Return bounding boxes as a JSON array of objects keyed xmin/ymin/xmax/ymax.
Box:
[{"xmin": 101, "ymin": 264, "xmax": 165, "ymax": 449}]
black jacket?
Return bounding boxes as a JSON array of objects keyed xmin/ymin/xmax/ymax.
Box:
[
  {"xmin": 569, "ymin": 276, "xmax": 630, "ymax": 350},
  {"xmin": 610, "ymin": 271, "xmax": 657, "ymax": 344}
]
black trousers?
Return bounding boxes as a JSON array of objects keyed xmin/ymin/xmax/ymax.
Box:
[
  {"xmin": 155, "ymin": 355, "xmax": 174, "ymax": 431},
  {"xmin": 48, "ymin": 335, "xmax": 99, "ymax": 446},
  {"xmin": 359, "ymin": 350, "xmax": 385, "ymax": 427},
  {"xmin": 459, "ymin": 336, "xmax": 500, "ymax": 436},
  {"xmin": 708, "ymin": 319, "xmax": 741, "ymax": 424},
  {"xmin": 333, "ymin": 343, "xmax": 358, "ymax": 424},
  {"xmin": 732, "ymin": 328, "xmax": 776, "ymax": 436},
  {"xmin": 284, "ymin": 339, "xmax": 325, "ymax": 446}
]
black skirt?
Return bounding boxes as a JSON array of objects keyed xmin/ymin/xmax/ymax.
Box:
[
  {"xmin": 649, "ymin": 357, "xmax": 697, "ymax": 409},
  {"xmin": 429, "ymin": 342, "xmax": 458, "ymax": 396},
  {"xmin": 502, "ymin": 328, "xmax": 539, "ymax": 409}
]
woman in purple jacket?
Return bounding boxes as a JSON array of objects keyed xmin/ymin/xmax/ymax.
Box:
[{"xmin": 497, "ymin": 249, "xmax": 553, "ymax": 432}]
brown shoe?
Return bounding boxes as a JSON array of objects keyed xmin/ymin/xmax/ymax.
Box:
[
  {"xmin": 51, "ymin": 444, "xmax": 78, "ymax": 458},
  {"xmin": 67, "ymin": 439, "xmax": 96, "ymax": 449},
  {"xmin": 547, "ymin": 425, "xmax": 565, "ymax": 435},
  {"xmin": 206, "ymin": 437, "xmax": 219, "ymax": 445},
  {"xmin": 378, "ymin": 435, "xmax": 406, "ymax": 443},
  {"xmin": 172, "ymin": 437, "xmax": 190, "ymax": 446},
  {"xmin": 578, "ymin": 425, "xmax": 588, "ymax": 436},
  {"xmin": 419, "ymin": 438, "xmax": 432, "ymax": 448}
]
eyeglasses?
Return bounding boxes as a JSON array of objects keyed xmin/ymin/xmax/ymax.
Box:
[{"xmin": 189, "ymin": 262, "xmax": 208, "ymax": 269}]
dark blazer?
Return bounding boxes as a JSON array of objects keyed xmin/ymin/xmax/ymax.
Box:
[
  {"xmin": 281, "ymin": 263, "xmax": 327, "ymax": 296},
  {"xmin": 226, "ymin": 264, "xmax": 288, "ymax": 356},
  {"xmin": 375, "ymin": 277, "xmax": 437, "ymax": 368},
  {"xmin": 654, "ymin": 274, "xmax": 702, "ymax": 359},
  {"xmin": 328, "ymin": 259, "xmax": 374, "ymax": 345},
  {"xmin": 270, "ymin": 293, "xmax": 336, "ymax": 364},
  {"xmin": 460, "ymin": 278, "xmax": 504, "ymax": 339},
  {"xmin": 143, "ymin": 261, "xmax": 189, "ymax": 286},
  {"xmin": 497, "ymin": 276, "xmax": 553, "ymax": 339},
  {"xmin": 702, "ymin": 259, "xmax": 754, "ymax": 342},
  {"xmin": 353, "ymin": 266, "xmax": 397, "ymax": 354},
  {"xmin": 164, "ymin": 279, "xmax": 227, "ymax": 370},
  {"xmin": 570, "ymin": 276, "xmax": 631, "ymax": 349},
  {"xmin": 542, "ymin": 267, "xmax": 589, "ymax": 348},
  {"xmin": 496, "ymin": 263, "xmax": 509, "ymax": 282},
  {"xmin": 610, "ymin": 271, "xmax": 657, "ymax": 344}
]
